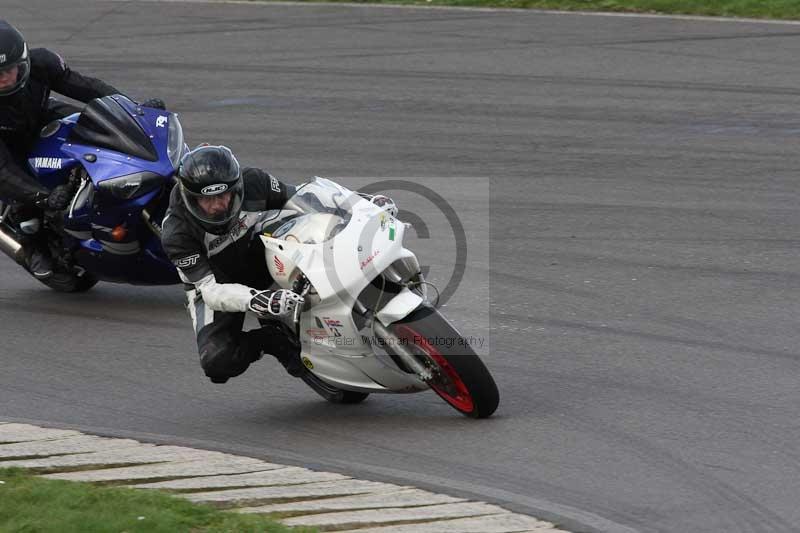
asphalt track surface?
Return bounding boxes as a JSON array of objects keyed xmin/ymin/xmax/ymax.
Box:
[{"xmin": 2, "ymin": 2, "xmax": 800, "ymax": 532}]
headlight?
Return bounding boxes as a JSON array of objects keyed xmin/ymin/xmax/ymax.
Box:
[
  {"xmin": 167, "ymin": 114, "xmax": 185, "ymax": 169},
  {"xmin": 98, "ymin": 171, "xmax": 162, "ymax": 200}
]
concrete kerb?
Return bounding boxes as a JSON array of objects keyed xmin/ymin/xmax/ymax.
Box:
[{"xmin": 0, "ymin": 422, "xmax": 566, "ymax": 532}]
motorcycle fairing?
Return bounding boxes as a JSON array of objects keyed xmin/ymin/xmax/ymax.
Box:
[
  {"xmin": 61, "ymin": 97, "xmax": 177, "ymax": 185},
  {"xmin": 27, "ymin": 115, "xmax": 80, "ymax": 189},
  {"xmin": 30, "ymin": 96, "xmax": 178, "ymax": 189},
  {"xmin": 261, "ymin": 195, "xmax": 427, "ymax": 392}
]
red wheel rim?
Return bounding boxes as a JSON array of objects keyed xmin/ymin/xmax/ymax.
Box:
[{"xmin": 394, "ymin": 325, "xmax": 474, "ymax": 413}]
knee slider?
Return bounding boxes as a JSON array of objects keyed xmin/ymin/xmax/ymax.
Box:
[
  {"xmin": 199, "ymin": 340, "xmax": 235, "ymax": 379},
  {"xmin": 199, "ymin": 337, "xmax": 252, "ymax": 381}
]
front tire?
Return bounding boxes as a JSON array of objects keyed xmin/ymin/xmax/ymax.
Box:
[{"xmin": 392, "ymin": 306, "xmax": 499, "ymax": 418}]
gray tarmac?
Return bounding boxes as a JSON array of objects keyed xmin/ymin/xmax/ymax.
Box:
[{"xmin": 1, "ymin": 2, "xmax": 800, "ymax": 532}]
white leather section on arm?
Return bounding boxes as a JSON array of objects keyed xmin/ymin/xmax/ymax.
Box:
[{"xmin": 189, "ymin": 272, "xmax": 253, "ymax": 313}]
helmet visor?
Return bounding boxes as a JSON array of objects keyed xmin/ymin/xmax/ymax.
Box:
[
  {"xmin": 181, "ymin": 180, "xmax": 243, "ymax": 228},
  {"xmin": 0, "ymin": 43, "xmax": 29, "ymax": 97},
  {"xmin": 0, "ymin": 58, "xmax": 28, "ymax": 96}
]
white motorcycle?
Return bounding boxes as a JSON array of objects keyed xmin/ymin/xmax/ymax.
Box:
[{"xmin": 259, "ymin": 178, "xmax": 499, "ymax": 418}]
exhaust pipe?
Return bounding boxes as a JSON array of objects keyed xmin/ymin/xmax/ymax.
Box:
[{"xmin": 0, "ymin": 225, "xmax": 24, "ymax": 264}]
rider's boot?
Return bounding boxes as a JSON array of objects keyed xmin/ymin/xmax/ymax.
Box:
[
  {"xmin": 19, "ymin": 218, "xmax": 53, "ymax": 280},
  {"xmin": 25, "ymin": 244, "xmax": 54, "ymax": 280},
  {"xmin": 248, "ymin": 321, "xmax": 306, "ymax": 377},
  {"xmin": 271, "ymin": 337, "xmax": 306, "ymax": 378}
]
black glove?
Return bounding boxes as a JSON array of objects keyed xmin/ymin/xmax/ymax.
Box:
[
  {"xmin": 48, "ymin": 184, "xmax": 75, "ymax": 210},
  {"xmin": 140, "ymin": 98, "xmax": 166, "ymax": 110},
  {"xmin": 31, "ymin": 192, "xmax": 49, "ymax": 209},
  {"xmin": 249, "ymin": 289, "xmax": 304, "ymax": 319},
  {"xmin": 33, "ymin": 184, "xmax": 73, "ymax": 211}
]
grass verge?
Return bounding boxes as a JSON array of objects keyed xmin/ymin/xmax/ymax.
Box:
[
  {"xmin": 0, "ymin": 468, "xmax": 316, "ymax": 533},
  {"xmin": 270, "ymin": 0, "xmax": 800, "ymax": 20}
]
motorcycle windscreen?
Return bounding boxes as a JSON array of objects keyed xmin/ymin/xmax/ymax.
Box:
[
  {"xmin": 66, "ymin": 95, "xmax": 158, "ymax": 162},
  {"xmin": 266, "ymin": 178, "xmax": 357, "ymax": 240}
]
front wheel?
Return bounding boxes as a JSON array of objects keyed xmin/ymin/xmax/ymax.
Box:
[{"xmin": 391, "ymin": 306, "xmax": 499, "ymax": 418}]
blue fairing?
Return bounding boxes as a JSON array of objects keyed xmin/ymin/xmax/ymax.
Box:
[
  {"xmin": 27, "ymin": 114, "xmax": 80, "ymax": 189},
  {"xmin": 30, "ymin": 100, "xmax": 177, "ymax": 186},
  {"xmin": 65, "ymin": 109, "xmax": 176, "ymax": 185},
  {"xmin": 24, "ymin": 95, "xmax": 183, "ymax": 286}
]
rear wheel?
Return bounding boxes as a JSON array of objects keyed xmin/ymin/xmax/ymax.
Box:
[
  {"xmin": 33, "ymin": 270, "xmax": 98, "ymax": 293},
  {"xmin": 392, "ymin": 306, "xmax": 499, "ymax": 418},
  {"xmin": 301, "ymin": 371, "xmax": 370, "ymax": 405},
  {"xmin": 8, "ymin": 219, "xmax": 100, "ymax": 293}
]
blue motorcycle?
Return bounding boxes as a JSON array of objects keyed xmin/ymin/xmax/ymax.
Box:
[{"xmin": 0, "ymin": 95, "xmax": 185, "ymax": 291}]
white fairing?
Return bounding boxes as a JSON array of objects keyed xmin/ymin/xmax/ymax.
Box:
[
  {"xmin": 375, "ymin": 287, "xmax": 424, "ymax": 327},
  {"xmin": 259, "ymin": 178, "xmax": 428, "ymax": 394}
]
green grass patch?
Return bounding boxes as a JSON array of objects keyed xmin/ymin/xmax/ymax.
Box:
[
  {"xmin": 0, "ymin": 468, "xmax": 316, "ymax": 533},
  {"xmin": 267, "ymin": 0, "xmax": 800, "ymax": 20}
]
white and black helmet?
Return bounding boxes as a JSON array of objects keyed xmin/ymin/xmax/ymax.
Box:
[
  {"xmin": 177, "ymin": 145, "xmax": 244, "ymax": 235},
  {"xmin": 0, "ymin": 21, "xmax": 30, "ymax": 97}
]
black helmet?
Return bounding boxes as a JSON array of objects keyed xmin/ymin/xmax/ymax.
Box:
[
  {"xmin": 177, "ymin": 145, "xmax": 244, "ymax": 235},
  {"xmin": 0, "ymin": 21, "xmax": 30, "ymax": 97}
]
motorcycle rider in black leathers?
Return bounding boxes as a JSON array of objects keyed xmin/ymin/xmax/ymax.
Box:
[
  {"xmin": 0, "ymin": 20, "xmax": 163, "ymax": 279},
  {"xmin": 161, "ymin": 145, "xmax": 307, "ymax": 383}
]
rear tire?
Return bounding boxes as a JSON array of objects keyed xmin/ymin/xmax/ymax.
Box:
[
  {"xmin": 301, "ymin": 371, "xmax": 370, "ymax": 404},
  {"xmin": 392, "ymin": 306, "xmax": 499, "ymax": 418},
  {"xmin": 34, "ymin": 270, "xmax": 98, "ymax": 293}
]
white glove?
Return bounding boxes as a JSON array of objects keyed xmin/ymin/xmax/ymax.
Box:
[
  {"xmin": 369, "ymin": 194, "xmax": 398, "ymax": 217},
  {"xmin": 249, "ymin": 289, "xmax": 304, "ymax": 319}
]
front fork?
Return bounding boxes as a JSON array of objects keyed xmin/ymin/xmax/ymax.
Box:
[{"xmin": 371, "ymin": 320, "xmax": 434, "ymax": 381}]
